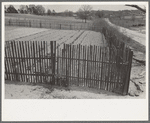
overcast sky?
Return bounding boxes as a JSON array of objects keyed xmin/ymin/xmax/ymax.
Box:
[{"xmin": 5, "ymin": 3, "xmax": 146, "ymax": 12}]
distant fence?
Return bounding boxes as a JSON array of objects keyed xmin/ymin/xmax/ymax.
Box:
[
  {"xmin": 5, "ymin": 40, "xmax": 133, "ymax": 95},
  {"xmin": 5, "ymin": 18, "xmax": 100, "ymax": 31}
]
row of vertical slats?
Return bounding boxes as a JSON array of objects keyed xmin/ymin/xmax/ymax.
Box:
[{"xmin": 5, "ymin": 41, "xmax": 133, "ymax": 94}]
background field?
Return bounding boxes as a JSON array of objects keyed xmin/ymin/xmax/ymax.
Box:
[
  {"xmin": 5, "ymin": 13, "xmax": 92, "ymax": 24},
  {"xmin": 109, "ymin": 17, "xmax": 145, "ymax": 28}
]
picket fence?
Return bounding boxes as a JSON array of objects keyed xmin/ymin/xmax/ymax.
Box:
[{"xmin": 5, "ymin": 40, "xmax": 133, "ymax": 95}]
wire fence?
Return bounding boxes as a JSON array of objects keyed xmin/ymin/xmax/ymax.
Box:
[{"xmin": 5, "ymin": 18, "xmax": 101, "ymax": 31}]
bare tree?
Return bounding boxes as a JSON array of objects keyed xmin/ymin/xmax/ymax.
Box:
[
  {"xmin": 95, "ymin": 10, "xmax": 104, "ymax": 18},
  {"xmin": 47, "ymin": 9, "xmax": 51, "ymax": 15},
  {"xmin": 52, "ymin": 10, "xmax": 56, "ymax": 15},
  {"xmin": 19, "ymin": 5, "xmax": 26, "ymax": 13},
  {"xmin": 125, "ymin": 4, "xmax": 146, "ymax": 13},
  {"xmin": 36, "ymin": 5, "xmax": 45, "ymax": 15},
  {"xmin": 20, "ymin": 5, "xmax": 26, "ymax": 10},
  {"xmin": 77, "ymin": 5, "xmax": 92, "ymax": 23}
]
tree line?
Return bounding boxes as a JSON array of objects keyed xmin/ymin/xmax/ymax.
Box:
[
  {"xmin": 5, "ymin": 4, "xmax": 145, "ymax": 24},
  {"xmin": 5, "ymin": 5, "xmax": 56, "ymax": 15}
]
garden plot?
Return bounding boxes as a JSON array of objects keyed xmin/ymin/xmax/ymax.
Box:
[
  {"xmin": 6, "ymin": 28, "xmax": 103, "ymax": 53},
  {"xmin": 81, "ymin": 31, "xmax": 104, "ymax": 46},
  {"xmin": 5, "ymin": 27, "xmax": 104, "ymax": 48},
  {"xmin": 5, "ymin": 26, "xmax": 50, "ymax": 41}
]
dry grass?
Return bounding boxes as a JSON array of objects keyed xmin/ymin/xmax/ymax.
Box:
[
  {"xmin": 109, "ymin": 17, "xmax": 145, "ymax": 28},
  {"xmin": 5, "ymin": 13, "xmax": 92, "ymax": 24},
  {"xmin": 92, "ymin": 18, "xmax": 145, "ymax": 53}
]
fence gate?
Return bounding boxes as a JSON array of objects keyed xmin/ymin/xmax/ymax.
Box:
[{"xmin": 5, "ymin": 41, "xmax": 133, "ymax": 95}]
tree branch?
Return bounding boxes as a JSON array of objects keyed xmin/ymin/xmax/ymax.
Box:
[{"xmin": 125, "ymin": 4, "xmax": 146, "ymax": 13}]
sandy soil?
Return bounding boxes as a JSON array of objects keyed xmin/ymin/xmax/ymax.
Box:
[
  {"xmin": 129, "ymin": 26, "xmax": 146, "ymax": 34},
  {"xmin": 5, "ymin": 80, "xmax": 145, "ymax": 99}
]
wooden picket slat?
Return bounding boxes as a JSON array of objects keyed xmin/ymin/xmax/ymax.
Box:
[
  {"xmin": 69, "ymin": 45, "xmax": 72, "ymax": 85},
  {"xmin": 5, "ymin": 42, "xmax": 11, "ymax": 80},
  {"xmin": 83, "ymin": 45, "xmax": 85, "ymax": 86},
  {"xmin": 98, "ymin": 46, "xmax": 101, "ymax": 89},
  {"xmin": 66, "ymin": 44, "xmax": 68, "ymax": 86},
  {"xmin": 8, "ymin": 41, "xmax": 14, "ymax": 80},
  {"xmin": 77, "ymin": 44, "xmax": 80, "ymax": 86},
  {"xmin": 86, "ymin": 46, "xmax": 89, "ymax": 87}
]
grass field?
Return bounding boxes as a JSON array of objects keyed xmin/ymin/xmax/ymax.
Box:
[
  {"xmin": 5, "ymin": 13, "xmax": 92, "ymax": 24},
  {"xmin": 109, "ymin": 17, "xmax": 145, "ymax": 28}
]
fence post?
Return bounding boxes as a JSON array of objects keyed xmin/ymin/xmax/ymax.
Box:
[
  {"xmin": 53, "ymin": 41, "xmax": 56, "ymax": 85},
  {"xmin": 24, "ymin": 19, "xmax": 25, "ymax": 27},
  {"xmin": 122, "ymin": 50, "xmax": 133, "ymax": 95},
  {"xmin": 9, "ymin": 19, "xmax": 11, "ymax": 26},
  {"xmin": 78, "ymin": 44, "xmax": 80, "ymax": 86},
  {"xmin": 50, "ymin": 23, "xmax": 51, "ymax": 28},
  {"xmin": 40, "ymin": 22, "xmax": 42, "ymax": 28},
  {"xmin": 50, "ymin": 41, "xmax": 54, "ymax": 85},
  {"xmin": 66, "ymin": 44, "xmax": 68, "ymax": 86},
  {"xmin": 29, "ymin": 21, "xmax": 31, "ymax": 27},
  {"xmin": 69, "ymin": 25, "xmax": 71, "ymax": 30},
  {"xmin": 60, "ymin": 24, "xmax": 61, "ymax": 29},
  {"xmin": 86, "ymin": 46, "xmax": 89, "ymax": 86}
]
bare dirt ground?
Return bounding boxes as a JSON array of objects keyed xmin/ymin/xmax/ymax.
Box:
[
  {"xmin": 5, "ymin": 80, "xmax": 145, "ymax": 99},
  {"xmin": 5, "ymin": 26, "xmax": 50, "ymax": 41},
  {"xmin": 5, "ymin": 26, "xmax": 104, "ymax": 47}
]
